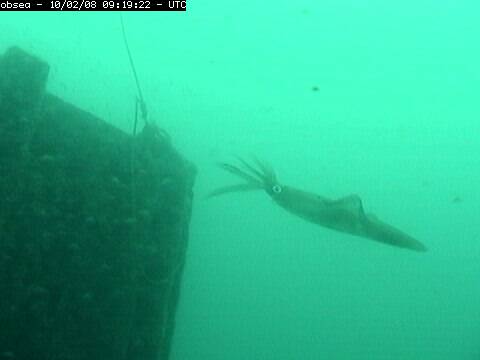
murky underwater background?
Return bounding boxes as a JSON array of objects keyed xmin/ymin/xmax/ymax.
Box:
[{"xmin": 2, "ymin": 1, "xmax": 480, "ymax": 358}]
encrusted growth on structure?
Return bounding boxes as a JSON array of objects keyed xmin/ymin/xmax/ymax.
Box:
[{"xmin": 0, "ymin": 47, "xmax": 195, "ymax": 360}]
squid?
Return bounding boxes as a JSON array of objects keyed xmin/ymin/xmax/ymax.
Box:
[{"xmin": 209, "ymin": 157, "xmax": 427, "ymax": 252}]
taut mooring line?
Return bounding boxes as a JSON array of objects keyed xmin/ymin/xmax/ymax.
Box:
[{"xmin": 120, "ymin": 13, "xmax": 148, "ymax": 129}]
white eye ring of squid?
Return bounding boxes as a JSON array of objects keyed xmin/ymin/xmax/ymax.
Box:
[{"xmin": 272, "ymin": 184, "xmax": 282, "ymax": 194}]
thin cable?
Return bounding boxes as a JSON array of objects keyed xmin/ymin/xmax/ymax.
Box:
[{"xmin": 120, "ymin": 14, "xmax": 148, "ymax": 124}]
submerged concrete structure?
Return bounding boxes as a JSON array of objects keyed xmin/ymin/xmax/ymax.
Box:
[{"xmin": 0, "ymin": 47, "xmax": 195, "ymax": 360}]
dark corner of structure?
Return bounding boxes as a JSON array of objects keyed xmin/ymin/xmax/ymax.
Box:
[{"xmin": 0, "ymin": 46, "xmax": 50, "ymax": 115}]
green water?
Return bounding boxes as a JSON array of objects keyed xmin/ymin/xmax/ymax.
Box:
[{"xmin": 3, "ymin": 2, "xmax": 479, "ymax": 358}]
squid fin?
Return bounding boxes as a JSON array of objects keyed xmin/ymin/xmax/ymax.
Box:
[{"xmin": 329, "ymin": 194, "xmax": 366, "ymax": 219}]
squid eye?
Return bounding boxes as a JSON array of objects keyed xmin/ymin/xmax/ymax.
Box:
[{"xmin": 272, "ymin": 185, "xmax": 282, "ymax": 194}]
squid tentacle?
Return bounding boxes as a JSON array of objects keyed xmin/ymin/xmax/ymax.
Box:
[
  {"xmin": 209, "ymin": 157, "xmax": 275, "ymax": 198},
  {"xmin": 206, "ymin": 183, "xmax": 262, "ymax": 199},
  {"xmin": 217, "ymin": 162, "xmax": 264, "ymax": 187},
  {"xmin": 235, "ymin": 156, "xmax": 267, "ymax": 184}
]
